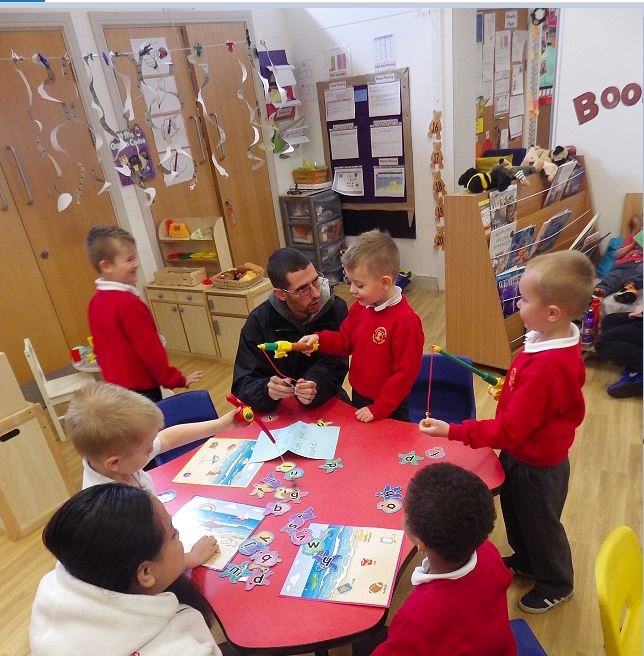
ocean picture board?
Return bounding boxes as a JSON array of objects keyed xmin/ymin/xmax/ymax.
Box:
[{"xmin": 280, "ymin": 523, "xmax": 404, "ymax": 607}]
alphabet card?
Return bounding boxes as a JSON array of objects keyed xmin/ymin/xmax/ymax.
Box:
[
  {"xmin": 172, "ymin": 496, "xmax": 265, "ymax": 570},
  {"xmin": 173, "ymin": 438, "xmax": 262, "ymax": 487},
  {"xmin": 280, "ymin": 524, "xmax": 404, "ymax": 607}
]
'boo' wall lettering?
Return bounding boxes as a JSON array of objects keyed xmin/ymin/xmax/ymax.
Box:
[{"xmin": 573, "ymin": 83, "xmax": 642, "ymax": 125}]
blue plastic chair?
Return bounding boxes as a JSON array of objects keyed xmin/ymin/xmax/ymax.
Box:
[
  {"xmin": 510, "ymin": 619, "xmax": 548, "ymax": 655},
  {"xmin": 154, "ymin": 390, "xmax": 218, "ymax": 466},
  {"xmin": 408, "ymin": 353, "xmax": 476, "ymax": 424}
]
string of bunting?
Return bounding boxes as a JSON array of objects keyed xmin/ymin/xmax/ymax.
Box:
[{"xmin": 428, "ymin": 109, "xmax": 444, "ymax": 249}]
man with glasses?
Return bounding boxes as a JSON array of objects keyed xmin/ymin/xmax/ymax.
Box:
[{"xmin": 232, "ymin": 248, "xmax": 349, "ymax": 412}]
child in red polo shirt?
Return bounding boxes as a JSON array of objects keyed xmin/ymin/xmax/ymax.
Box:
[{"xmin": 299, "ymin": 230, "xmax": 424, "ymax": 422}]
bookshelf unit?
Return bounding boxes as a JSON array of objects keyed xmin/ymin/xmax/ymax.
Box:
[{"xmin": 444, "ymin": 156, "xmax": 593, "ymax": 371}]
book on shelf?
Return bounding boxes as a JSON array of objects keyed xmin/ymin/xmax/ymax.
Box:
[
  {"xmin": 489, "ymin": 220, "xmax": 517, "ymax": 275},
  {"xmin": 505, "ymin": 224, "xmax": 536, "ymax": 270},
  {"xmin": 530, "ymin": 209, "xmax": 572, "ymax": 257},
  {"xmin": 479, "ymin": 197, "xmax": 492, "ymax": 231},
  {"xmin": 489, "ymin": 184, "xmax": 518, "ymax": 230},
  {"xmin": 561, "ymin": 163, "xmax": 585, "ymax": 199},
  {"xmin": 496, "ymin": 266, "xmax": 525, "ymax": 318},
  {"xmin": 569, "ymin": 212, "xmax": 598, "ymax": 251},
  {"xmin": 580, "ymin": 231, "xmax": 610, "ymax": 258},
  {"xmin": 542, "ymin": 160, "xmax": 577, "ymax": 207}
]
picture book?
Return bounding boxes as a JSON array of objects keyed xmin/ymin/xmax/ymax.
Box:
[
  {"xmin": 634, "ymin": 230, "xmax": 643, "ymax": 247},
  {"xmin": 172, "ymin": 438, "xmax": 262, "ymax": 487},
  {"xmin": 249, "ymin": 421, "xmax": 340, "ymax": 463},
  {"xmin": 478, "ymin": 197, "xmax": 491, "ymax": 231},
  {"xmin": 496, "ymin": 266, "xmax": 525, "ymax": 318},
  {"xmin": 580, "ymin": 231, "xmax": 610, "ymax": 257},
  {"xmin": 505, "ymin": 224, "xmax": 536, "ymax": 270},
  {"xmin": 171, "ymin": 496, "xmax": 265, "ymax": 570},
  {"xmin": 530, "ymin": 209, "xmax": 572, "ymax": 257},
  {"xmin": 561, "ymin": 163, "xmax": 585, "ymax": 199},
  {"xmin": 489, "ymin": 221, "xmax": 517, "ymax": 274},
  {"xmin": 280, "ymin": 524, "xmax": 404, "ymax": 608},
  {"xmin": 543, "ymin": 160, "xmax": 577, "ymax": 207},
  {"xmin": 569, "ymin": 213, "xmax": 598, "ymax": 251},
  {"xmin": 489, "ymin": 184, "xmax": 518, "ymax": 230}
]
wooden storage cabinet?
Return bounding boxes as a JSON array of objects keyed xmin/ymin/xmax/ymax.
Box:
[
  {"xmin": 280, "ymin": 189, "xmax": 345, "ymax": 284},
  {"xmin": 207, "ymin": 279, "xmax": 273, "ymax": 363},
  {"xmin": 444, "ymin": 156, "xmax": 593, "ymax": 370},
  {"xmin": 147, "ymin": 283, "xmax": 218, "ymax": 357}
]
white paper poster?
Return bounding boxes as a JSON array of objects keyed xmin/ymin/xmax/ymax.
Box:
[
  {"xmin": 325, "ymin": 87, "xmax": 356, "ymax": 122},
  {"xmin": 509, "ymin": 115, "xmax": 523, "ymax": 139},
  {"xmin": 511, "ymin": 63, "xmax": 524, "ymax": 95},
  {"xmin": 368, "ymin": 80, "xmax": 401, "ymax": 117},
  {"xmin": 484, "ymin": 13, "xmax": 496, "ymax": 44},
  {"xmin": 370, "ymin": 123, "xmax": 403, "ymax": 158},
  {"xmin": 505, "ymin": 10, "xmax": 518, "ymax": 29},
  {"xmin": 374, "ymin": 166, "xmax": 405, "ymax": 197},
  {"xmin": 495, "ymin": 30, "xmax": 511, "ymax": 72},
  {"xmin": 509, "ymin": 94, "xmax": 524, "ymax": 118},
  {"xmin": 324, "ymin": 46, "xmax": 351, "ymax": 79},
  {"xmin": 374, "ymin": 33, "xmax": 396, "ymax": 71},
  {"xmin": 329, "ymin": 127, "xmax": 359, "ymax": 160},
  {"xmin": 294, "ymin": 58, "xmax": 316, "ymax": 102},
  {"xmin": 332, "ymin": 167, "xmax": 364, "ymax": 196},
  {"xmin": 511, "ymin": 30, "xmax": 528, "ymax": 63}
]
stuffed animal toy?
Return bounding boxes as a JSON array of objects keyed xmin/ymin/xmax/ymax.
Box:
[
  {"xmin": 542, "ymin": 160, "xmax": 558, "ymax": 182},
  {"xmin": 429, "ymin": 110, "xmax": 442, "ymax": 140},
  {"xmin": 458, "ymin": 162, "xmax": 514, "ymax": 193},
  {"xmin": 498, "ymin": 158, "xmax": 535, "ymax": 185},
  {"xmin": 550, "ymin": 145, "xmax": 577, "ymax": 166},
  {"xmin": 522, "ymin": 146, "xmax": 550, "ymax": 170},
  {"xmin": 430, "ymin": 141, "xmax": 444, "ymax": 169}
]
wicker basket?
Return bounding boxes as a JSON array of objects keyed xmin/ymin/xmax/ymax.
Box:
[
  {"xmin": 153, "ymin": 266, "xmax": 207, "ymax": 287},
  {"xmin": 212, "ymin": 262, "xmax": 265, "ymax": 289}
]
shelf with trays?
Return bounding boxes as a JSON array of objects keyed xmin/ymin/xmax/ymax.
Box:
[
  {"xmin": 157, "ymin": 216, "xmax": 233, "ymax": 276},
  {"xmin": 280, "ymin": 189, "xmax": 345, "ymax": 282}
]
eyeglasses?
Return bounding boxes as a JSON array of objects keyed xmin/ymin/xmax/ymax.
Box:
[{"xmin": 282, "ymin": 274, "xmax": 326, "ymax": 298}]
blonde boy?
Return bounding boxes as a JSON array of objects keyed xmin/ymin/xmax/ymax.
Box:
[
  {"xmin": 65, "ymin": 382, "xmax": 237, "ymax": 568},
  {"xmin": 420, "ymin": 250, "xmax": 595, "ymax": 613},
  {"xmin": 87, "ymin": 225, "xmax": 202, "ymax": 402},
  {"xmin": 300, "ymin": 230, "xmax": 424, "ymax": 422}
]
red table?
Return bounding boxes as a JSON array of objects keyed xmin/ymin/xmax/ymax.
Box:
[{"xmin": 151, "ymin": 397, "xmax": 504, "ymax": 655}]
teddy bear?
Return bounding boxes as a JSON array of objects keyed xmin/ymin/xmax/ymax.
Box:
[
  {"xmin": 430, "ymin": 141, "xmax": 444, "ymax": 169},
  {"xmin": 522, "ymin": 146, "xmax": 557, "ymax": 182},
  {"xmin": 432, "ymin": 170, "xmax": 447, "ymax": 200},
  {"xmin": 428, "ymin": 110, "xmax": 442, "ymax": 140}
]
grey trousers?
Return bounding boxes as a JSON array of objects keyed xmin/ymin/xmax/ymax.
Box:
[{"xmin": 499, "ymin": 451, "xmax": 574, "ymax": 597}]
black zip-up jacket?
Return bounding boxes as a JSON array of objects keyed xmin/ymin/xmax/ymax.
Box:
[{"xmin": 232, "ymin": 292, "xmax": 349, "ymax": 412}]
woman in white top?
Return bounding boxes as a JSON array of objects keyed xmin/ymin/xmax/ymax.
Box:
[{"xmin": 30, "ymin": 483, "xmax": 223, "ymax": 656}]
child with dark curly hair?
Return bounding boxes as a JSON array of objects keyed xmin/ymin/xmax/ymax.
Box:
[{"xmin": 354, "ymin": 463, "xmax": 516, "ymax": 656}]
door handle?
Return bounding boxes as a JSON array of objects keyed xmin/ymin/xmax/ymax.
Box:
[
  {"xmin": 190, "ymin": 115, "xmax": 206, "ymax": 164},
  {"xmin": 0, "ymin": 183, "xmax": 7, "ymax": 211},
  {"xmin": 40, "ymin": 250, "xmax": 49, "ymax": 259},
  {"xmin": 6, "ymin": 145, "xmax": 33, "ymax": 205}
]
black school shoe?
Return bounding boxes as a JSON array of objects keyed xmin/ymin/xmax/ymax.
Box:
[
  {"xmin": 502, "ymin": 555, "xmax": 535, "ymax": 580},
  {"xmin": 519, "ymin": 589, "xmax": 573, "ymax": 614}
]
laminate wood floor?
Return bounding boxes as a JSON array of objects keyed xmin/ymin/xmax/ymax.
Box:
[{"xmin": 2, "ymin": 286, "xmax": 641, "ymax": 656}]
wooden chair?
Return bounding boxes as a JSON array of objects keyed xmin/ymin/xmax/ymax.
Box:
[
  {"xmin": 154, "ymin": 389, "xmax": 218, "ymax": 466},
  {"xmin": 23, "ymin": 338, "xmax": 95, "ymax": 442},
  {"xmin": 595, "ymin": 526, "xmax": 643, "ymax": 656}
]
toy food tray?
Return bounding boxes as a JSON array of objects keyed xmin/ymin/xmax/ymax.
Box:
[
  {"xmin": 153, "ymin": 266, "xmax": 207, "ymax": 287},
  {"xmin": 212, "ymin": 262, "xmax": 265, "ymax": 289}
]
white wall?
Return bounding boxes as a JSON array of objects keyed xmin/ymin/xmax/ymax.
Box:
[
  {"xmin": 554, "ymin": 8, "xmax": 643, "ymax": 235},
  {"xmin": 253, "ymin": 8, "xmax": 446, "ymax": 285}
]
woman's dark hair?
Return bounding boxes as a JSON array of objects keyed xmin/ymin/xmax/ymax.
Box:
[
  {"xmin": 43, "ymin": 484, "xmax": 214, "ymax": 625},
  {"xmin": 267, "ymin": 247, "xmax": 312, "ymax": 289},
  {"xmin": 404, "ymin": 463, "xmax": 495, "ymax": 565}
]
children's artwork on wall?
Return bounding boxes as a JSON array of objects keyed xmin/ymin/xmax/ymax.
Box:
[
  {"xmin": 172, "ymin": 438, "xmax": 262, "ymax": 487},
  {"xmin": 172, "ymin": 496, "xmax": 265, "ymax": 570},
  {"xmin": 111, "ymin": 123, "xmax": 155, "ymax": 186},
  {"xmin": 280, "ymin": 523, "xmax": 404, "ymax": 607}
]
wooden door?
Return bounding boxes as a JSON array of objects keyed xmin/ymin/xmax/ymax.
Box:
[
  {"xmin": 0, "ymin": 162, "xmax": 70, "ymax": 383},
  {"xmin": 0, "ymin": 29, "xmax": 118, "ymax": 358},
  {"xmin": 149, "ymin": 301, "xmax": 189, "ymax": 352},
  {"xmin": 103, "ymin": 26, "xmax": 225, "ymax": 239},
  {"xmin": 184, "ymin": 22, "xmax": 279, "ymax": 266},
  {"xmin": 180, "ymin": 304, "xmax": 218, "ymax": 356}
]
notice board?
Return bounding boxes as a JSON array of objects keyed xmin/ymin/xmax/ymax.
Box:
[{"xmin": 317, "ymin": 68, "xmax": 415, "ymax": 238}]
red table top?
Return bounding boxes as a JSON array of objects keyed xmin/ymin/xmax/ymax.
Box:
[{"xmin": 150, "ymin": 396, "xmax": 504, "ymax": 654}]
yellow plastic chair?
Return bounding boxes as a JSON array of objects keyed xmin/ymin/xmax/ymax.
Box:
[{"xmin": 595, "ymin": 526, "xmax": 643, "ymax": 656}]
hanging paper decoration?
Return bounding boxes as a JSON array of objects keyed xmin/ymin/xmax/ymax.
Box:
[
  {"xmin": 432, "ymin": 170, "xmax": 446, "ymax": 202},
  {"xmin": 428, "ymin": 110, "xmax": 442, "ymax": 140},
  {"xmin": 430, "ymin": 141, "xmax": 444, "ymax": 169},
  {"xmin": 83, "ymin": 54, "xmax": 120, "ymax": 141},
  {"xmin": 187, "ymin": 45, "xmax": 229, "ymax": 179}
]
